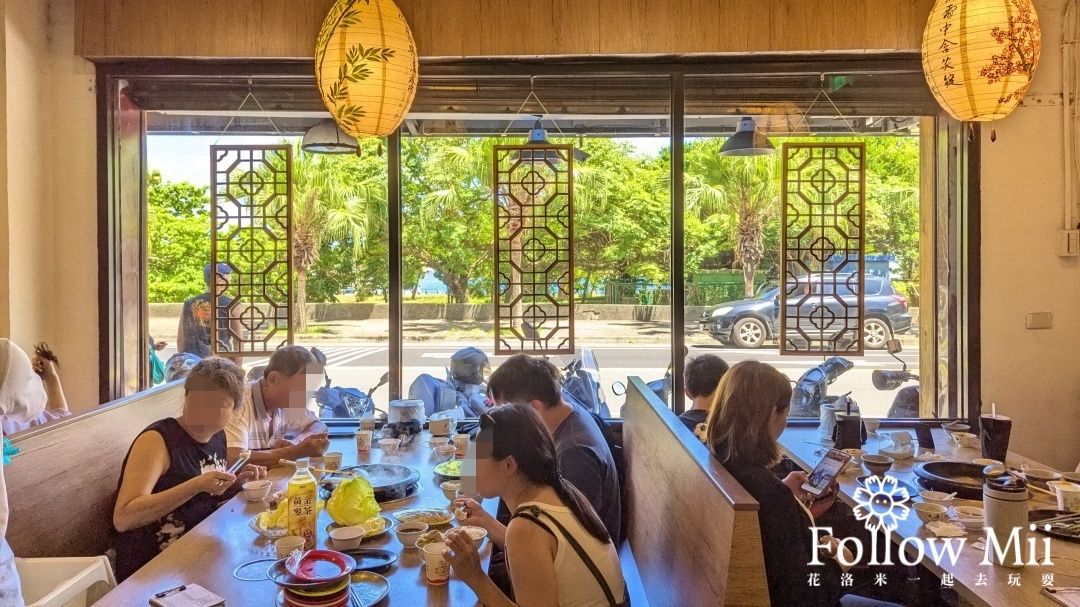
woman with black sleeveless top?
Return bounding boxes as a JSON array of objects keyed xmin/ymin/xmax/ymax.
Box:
[{"xmin": 112, "ymin": 358, "xmax": 266, "ymax": 581}]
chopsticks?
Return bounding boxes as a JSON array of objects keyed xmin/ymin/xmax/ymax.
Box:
[
  {"xmin": 218, "ymin": 450, "xmax": 251, "ymax": 486},
  {"xmin": 1038, "ymin": 512, "xmax": 1080, "ymax": 526},
  {"xmin": 1005, "ymin": 470, "xmax": 1058, "ymax": 496}
]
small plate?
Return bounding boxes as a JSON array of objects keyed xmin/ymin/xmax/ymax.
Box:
[
  {"xmin": 267, "ymin": 559, "xmax": 350, "ymax": 591},
  {"xmin": 274, "ymin": 572, "xmax": 390, "ymax": 607},
  {"xmin": 287, "ymin": 550, "xmax": 356, "ymax": 583},
  {"xmin": 340, "ymin": 548, "xmax": 398, "ymax": 573},
  {"xmin": 324, "ymin": 515, "xmax": 393, "ymax": 540},
  {"xmin": 249, "ymin": 514, "xmax": 288, "ymax": 539},
  {"xmin": 393, "ymin": 507, "xmax": 454, "ymax": 526},
  {"xmin": 433, "ymin": 460, "xmax": 462, "ymax": 480}
]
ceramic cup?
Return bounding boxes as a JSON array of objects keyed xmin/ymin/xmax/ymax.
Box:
[
  {"xmin": 427, "ymin": 437, "xmax": 451, "ymax": 449},
  {"xmin": 324, "ymin": 452, "xmax": 342, "ymax": 471},
  {"xmin": 360, "ymin": 417, "xmax": 376, "ymax": 431},
  {"xmin": 357, "ymin": 430, "xmax": 374, "ymax": 452},
  {"xmin": 275, "ymin": 536, "xmax": 305, "ymax": 559},
  {"xmin": 423, "ymin": 542, "xmax": 450, "ymax": 584},
  {"xmin": 453, "ymin": 433, "xmax": 470, "ymax": 458}
]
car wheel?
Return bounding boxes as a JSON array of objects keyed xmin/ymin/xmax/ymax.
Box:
[
  {"xmin": 732, "ymin": 317, "xmax": 767, "ymax": 349},
  {"xmin": 863, "ymin": 318, "xmax": 892, "ymax": 350}
]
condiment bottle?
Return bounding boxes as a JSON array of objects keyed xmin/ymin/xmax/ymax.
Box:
[
  {"xmin": 287, "ymin": 458, "xmax": 318, "ymax": 550},
  {"xmin": 982, "ymin": 465, "xmax": 1029, "ymax": 568}
]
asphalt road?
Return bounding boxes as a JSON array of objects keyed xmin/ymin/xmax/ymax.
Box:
[{"xmin": 162, "ymin": 341, "xmax": 919, "ymax": 418}]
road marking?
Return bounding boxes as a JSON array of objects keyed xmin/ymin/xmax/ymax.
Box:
[{"xmin": 327, "ymin": 347, "xmax": 386, "ymax": 368}]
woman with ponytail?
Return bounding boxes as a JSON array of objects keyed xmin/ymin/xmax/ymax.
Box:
[{"xmin": 443, "ymin": 403, "xmax": 626, "ymax": 607}]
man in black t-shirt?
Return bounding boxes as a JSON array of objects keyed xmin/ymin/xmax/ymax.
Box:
[
  {"xmin": 177, "ymin": 263, "xmax": 243, "ymax": 364},
  {"xmin": 677, "ymin": 354, "xmax": 729, "ymax": 434}
]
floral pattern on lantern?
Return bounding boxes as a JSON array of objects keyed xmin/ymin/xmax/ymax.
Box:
[
  {"xmin": 315, "ymin": 0, "xmax": 419, "ymax": 138},
  {"xmin": 922, "ymin": 0, "xmax": 1042, "ymax": 122}
]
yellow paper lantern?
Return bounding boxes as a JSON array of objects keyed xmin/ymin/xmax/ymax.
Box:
[
  {"xmin": 922, "ymin": 0, "xmax": 1042, "ymax": 122},
  {"xmin": 315, "ymin": 0, "xmax": 419, "ymax": 139}
]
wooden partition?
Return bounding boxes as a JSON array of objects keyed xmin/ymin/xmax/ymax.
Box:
[
  {"xmin": 622, "ymin": 377, "xmax": 769, "ymax": 607},
  {"xmin": 6, "ymin": 382, "xmax": 185, "ymax": 558}
]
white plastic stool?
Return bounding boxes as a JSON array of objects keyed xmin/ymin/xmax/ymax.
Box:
[{"xmin": 15, "ymin": 557, "xmax": 116, "ymax": 607}]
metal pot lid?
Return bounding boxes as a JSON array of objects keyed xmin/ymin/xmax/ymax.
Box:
[{"xmin": 341, "ymin": 463, "xmax": 421, "ymax": 491}]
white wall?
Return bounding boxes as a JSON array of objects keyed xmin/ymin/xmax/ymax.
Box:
[
  {"xmin": 981, "ymin": 0, "xmax": 1080, "ymax": 471},
  {"xmin": 1, "ymin": 0, "xmax": 98, "ymax": 412}
]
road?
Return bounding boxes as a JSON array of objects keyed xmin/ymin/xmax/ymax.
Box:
[{"xmin": 161, "ymin": 341, "xmax": 918, "ymax": 418}]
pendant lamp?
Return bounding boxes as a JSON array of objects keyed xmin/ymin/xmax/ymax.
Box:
[
  {"xmin": 922, "ymin": 0, "xmax": 1041, "ymax": 123},
  {"xmin": 718, "ymin": 117, "xmax": 776, "ymax": 157},
  {"xmin": 510, "ymin": 120, "xmax": 590, "ymax": 164},
  {"xmin": 301, "ymin": 119, "xmax": 359, "ymax": 154},
  {"xmin": 315, "ymin": 0, "xmax": 419, "ymax": 139}
]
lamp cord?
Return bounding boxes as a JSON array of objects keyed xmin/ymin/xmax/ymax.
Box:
[
  {"xmin": 214, "ymin": 77, "xmax": 284, "ymax": 144},
  {"xmin": 789, "ymin": 74, "xmax": 859, "ymax": 137},
  {"xmin": 499, "ymin": 76, "xmax": 569, "ymax": 140}
]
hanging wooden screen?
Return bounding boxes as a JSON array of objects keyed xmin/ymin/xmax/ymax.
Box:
[
  {"xmin": 210, "ymin": 145, "xmax": 294, "ymax": 356},
  {"xmin": 780, "ymin": 143, "xmax": 866, "ymax": 356},
  {"xmin": 493, "ymin": 144, "xmax": 574, "ymax": 355}
]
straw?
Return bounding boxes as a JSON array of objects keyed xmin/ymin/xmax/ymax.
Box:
[{"xmin": 992, "ymin": 402, "xmax": 997, "ymax": 418}]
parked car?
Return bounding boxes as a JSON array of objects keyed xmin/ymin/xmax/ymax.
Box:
[{"xmin": 698, "ymin": 276, "xmax": 912, "ymax": 350}]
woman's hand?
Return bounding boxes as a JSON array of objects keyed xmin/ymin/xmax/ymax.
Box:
[
  {"xmin": 192, "ymin": 471, "xmax": 236, "ymax": 496},
  {"xmin": 781, "ymin": 471, "xmax": 812, "ymax": 504},
  {"xmin": 235, "ymin": 464, "xmax": 267, "ymax": 485},
  {"xmin": 443, "ymin": 528, "xmax": 483, "ymax": 584},
  {"xmin": 452, "ymin": 498, "xmax": 493, "ymax": 531}
]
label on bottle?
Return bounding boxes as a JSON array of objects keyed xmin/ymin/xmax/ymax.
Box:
[{"xmin": 287, "ymin": 483, "xmax": 317, "ymax": 549}]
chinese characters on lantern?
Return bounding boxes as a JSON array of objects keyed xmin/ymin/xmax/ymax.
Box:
[{"xmin": 938, "ymin": 3, "xmax": 963, "ymax": 89}]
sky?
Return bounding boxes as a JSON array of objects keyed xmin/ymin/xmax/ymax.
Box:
[{"xmin": 147, "ymin": 134, "xmax": 669, "ymax": 187}]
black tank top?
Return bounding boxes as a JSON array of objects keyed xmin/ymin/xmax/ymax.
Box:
[{"xmin": 113, "ymin": 418, "xmax": 228, "ymax": 581}]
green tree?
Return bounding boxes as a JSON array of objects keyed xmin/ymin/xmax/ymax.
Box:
[
  {"xmin": 685, "ymin": 141, "xmax": 780, "ymax": 297},
  {"xmin": 146, "ymin": 170, "xmax": 211, "ymax": 302}
]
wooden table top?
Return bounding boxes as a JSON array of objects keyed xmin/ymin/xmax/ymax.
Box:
[
  {"xmin": 779, "ymin": 425, "xmax": 1080, "ymax": 607},
  {"xmin": 96, "ymin": 433, "xmax": 490, "ymax": 606}
]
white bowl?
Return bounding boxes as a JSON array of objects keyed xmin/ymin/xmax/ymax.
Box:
[
  {"xmin": 242, "ymin": 480, "xmax": 272, "ymax": 501},
  {"xmin": 440, "ymin": 481, "xmax": 461, "ymax": 501},
  {"xmin": 379, "ymin": 438, "xmax": 400, "ymax": 455},
  {"xmin": 841, "ymin": 449, "xmax": 865, "ymax": 465},
  {"xmin": 863, "ymin": 419, "xmax": 881, "ymax": 434},
  {"xmin": 952, "ymin": 506, "xmax": 985, "ymax": 529},
  {"xmin": 919, "ymin": 490, "xmax": 955, "ymax": 506},
  {"xmin": 433, "ymin": 445, "xmax": 456, "ymax": 462},
  {"xmin": 329, "ymin": 526, "xmax": 366, "ymax": 550},
  {"xmin": 458, "ymin": 525, "xmax": 488, "ymax": 549},
  {"xmin": 394, "ymin": 522, "xmax": 428, "ymax": 548},
  {"xmin": 914, "ymin": 502, "xmax": 948, "ymax": 524}
]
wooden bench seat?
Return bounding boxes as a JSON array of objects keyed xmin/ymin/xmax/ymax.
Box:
[
  {"xmin": 6, "ymin": 382, "xmax": 185, "ymax": 558},
  {"xmin": 621, "ymin": 377, "xmax": 770, "ymax": 607}
]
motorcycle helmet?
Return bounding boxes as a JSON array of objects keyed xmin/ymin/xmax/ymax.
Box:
[
  {"xmin": 164, "ymin": 353, "xmax": 201, "ymax": 383},
  {"xmin": 449, "ymin": 347, "xmax": 490, "ymax": 386}
]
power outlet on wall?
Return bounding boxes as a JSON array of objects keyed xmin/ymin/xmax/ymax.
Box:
[
  {"xmin": 1058, "ymin": 229, "xmax": 1079, "ymax": 257},
  {"xmin": 1025, "ymin": 312, "xmax": 1053, "ymax": 330}
]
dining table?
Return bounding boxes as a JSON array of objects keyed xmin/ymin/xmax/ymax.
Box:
[
  {"xmin": 94, "ymin": 431, "xmax": 492, "ymax": 606},
  {"xmin": 779, "ymin": 424, "xmax": 1080, "ymax": 607}
]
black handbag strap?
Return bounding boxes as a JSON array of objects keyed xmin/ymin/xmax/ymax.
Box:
[{"xmin": 512, "ymin": 505, "xmax": 626, "ymax": 607}]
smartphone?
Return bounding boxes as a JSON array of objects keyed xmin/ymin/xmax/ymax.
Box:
[{"xmin": 802, "ymin": 449, "xmax": 852, "ymax": 496}]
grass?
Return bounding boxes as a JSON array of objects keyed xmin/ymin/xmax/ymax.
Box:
[{"xmin": 300, "ymin": 325, "xmax": 334, "ymax": 335}]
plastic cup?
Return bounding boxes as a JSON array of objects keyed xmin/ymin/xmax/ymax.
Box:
[
  {"xmin": 357, "ymin": 430, "xmax": 374, "ymax": 452},
  {"xmin": 423, "ymin": 542, "xmax": 450, "ymax": 584},
  {"xmin": 324, "ymin": 452, "xmax": 342, "ymax": 470},
  {"xmin": 275, "ymin": 536, "xmax": 305, "ymax": 559},
  {"xmin": 453, "ymin": 433, "xmax": 470, "ymax": 458},
  {"xmin": 360, "ymin": 417, "xmax": 376, "ymax": 431}
]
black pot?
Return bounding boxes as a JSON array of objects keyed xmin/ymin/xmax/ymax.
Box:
[{"xmin": 339, "ymin": 464, "xmax": 421, "ymax": 502}]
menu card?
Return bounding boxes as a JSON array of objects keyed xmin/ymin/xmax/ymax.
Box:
[
  {"xmin": 148, "ymin": 584, "xmax": 225, "ymax": 607},
  {"xmin": 1044, "ymin": 588, "xmax": 1080, "ymax": 607}
]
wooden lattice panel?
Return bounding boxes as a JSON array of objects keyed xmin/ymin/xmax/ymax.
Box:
[
  {"xmin": 493, "ymin": 144, "xmax": 575, "ymax": 355},
  {"xmin": 780, "ymin": 143, "xmax": 866, "ymax": 356},
  {"xmin": 210, "ymin": 145, "xmax": 293, "ymax": 355}
]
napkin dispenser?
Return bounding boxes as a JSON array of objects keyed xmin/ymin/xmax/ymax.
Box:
[{"xmin": 878, "ymin": 430, "xmax": 916, "ymax": 459}]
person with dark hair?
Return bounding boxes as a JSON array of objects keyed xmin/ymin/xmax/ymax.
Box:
[
  {"xmin": 112, "ymin": 358, "xmax": 266, "ymax": 581},
  {"xmin": 443, "ymin": 404, "xmax": 626, "ymax": 607},
  {"xmin": 176, "ymin": 263, "xmax": 244, "ymax": 363},
  {"xmin": 677, "ymin": 354, "xmax": 729, "ymax": 433},
  {"xmin": 224, "ymin": 345, "xmax": 329, "ymax": 468},
  {"xmin": 457, "ymin": 354, "xmax": 621, "ymax": 598},
  {"xmin": 706, "ymin": 361, "xmax": 898, "ymax": 607}
]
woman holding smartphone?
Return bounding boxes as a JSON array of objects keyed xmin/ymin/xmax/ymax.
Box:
[{"xmin": 704, "ymin": 361, "xmax": 897, "ymax": 607}]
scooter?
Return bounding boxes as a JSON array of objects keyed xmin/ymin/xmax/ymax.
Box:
[
  {"xmin": 407, "ymin": 347, "xmax": 491, "ymax": 418},
  {"xmin": 558, "ymin": 346, "xmax": 611, "ymax": 418},
  {"xmin": 873, "ymin": 339, "xmax": 920, "ymax": 419},
  {"xmin": 788, "ymin": 356, "xmax": 855, "ymax": 418}
]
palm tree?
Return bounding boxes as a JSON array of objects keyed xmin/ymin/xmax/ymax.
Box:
[
  {"xmin": 273, "ymin": 144, "xmax": 386, "ymax": 332},
  {"xmin": 685, "ymin": 139, "xmax": 780, "ymax": 297}
]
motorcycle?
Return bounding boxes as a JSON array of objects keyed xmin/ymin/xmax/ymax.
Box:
[
  {"xmin": 788, "ymin": 356, "xmax": 855, "ymax": 418},
  {"xmin": 407, "ymin": 347, "xmax": 491, "ymax": 418},
  {"xmin": 557, "ymin": 346, "xmax": 611, "ymax": 418},
  {"xmin": 873, "ymin": 339, "xmax": 920, "ymax": 419},
  {"xmin": 247, "ymin": 347, "xmax": 389, "ymax": 419}
]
